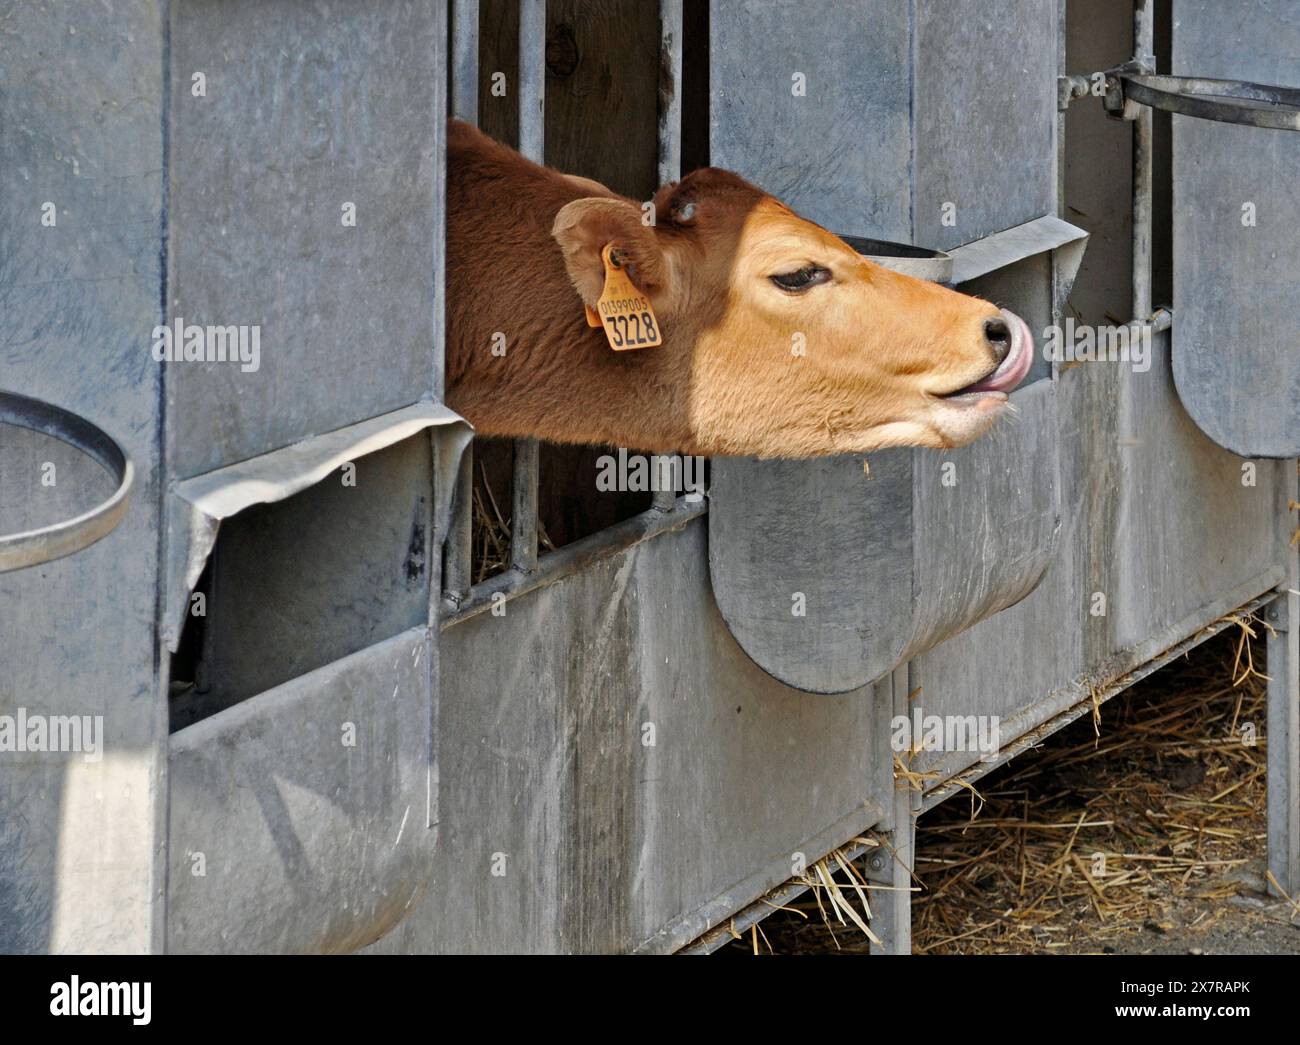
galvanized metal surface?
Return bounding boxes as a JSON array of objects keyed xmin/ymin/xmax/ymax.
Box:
[
  {"xmin": 708, "ymin": 449, "xmax": 914, "ymax": 694},
  {"xmin": 0, "ymin": 391, "xmax": 134, "ymax": 573},
  {"xmin": 164, "ymin": 402, "xmax": 470, "ymax": 651},
  {"xmin": 1170, "ymin": 0, "xmax": 1300, "ymax": 458},
  {"xmin": 167, "ymin": 628, "xmax": 434, "ymax": 953},
  {"xmin": 709, "ymin": 0, "xmax": 912, "ymax": 240},
  {"xmin": 167, "ymin": 0, "xmax": 444, "ymax": 479},
  {"xmin": 369, "ymin": 520, "xmax": 887, "ymax": 954},
  {"xmin": 2, "ymin": 0, "xmax": 1297, "ymax": 957},
  {"xmin": 1267, "ymin": 583, "xmax": 1300, "ymax": 895},
  {"xmin": 946, "ymin": 215, "xmax": 1087, "ymax": 286},
  {"xmin": 0, "ymin": 0, "xmax": 166, "ymax": 953},
  {"xmin": 2, "ymin": 0, "xmax": 456, "ymax": 955},
  {"xmin": 920, "ymin": 589, "xmax": 1285, "ymax": 812},
  {"xmin": 1122, "ymin": 73, "xmax": 1300, "ymax": 130},
  {"xmin": 910, "ymin": 328, "xmax": 1290, "ymax": 784},
  {"xmin": 710, "ymin": 0, "xmax": 1056, "ymax": 248},
  {"xmin": 839, "ymin": 235, "xmax": 953, "ymax": 284},
  {"xmin": 707, "ymin": 247, "xmax": 1077, "ymax": 694}
]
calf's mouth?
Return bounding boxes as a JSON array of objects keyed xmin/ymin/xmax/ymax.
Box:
[{"xmin": 938, "ymin": 309, "xmax": 1035, "ymax": 404}]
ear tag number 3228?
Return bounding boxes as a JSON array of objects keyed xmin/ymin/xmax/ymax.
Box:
[{"xmin": 584, "ymin": 244, "xmax": 662, "ymax": 351}]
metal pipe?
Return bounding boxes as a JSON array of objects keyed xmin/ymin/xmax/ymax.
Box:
[
  {"xmin": 1131, "ymin": 0, "xmax": 1154, "ymax": 321},
  {"xmin": 518, "ymin": 0, "xmax": 546, "ymax": 160},
  {"xmin": 443, "ymin": 0, "xmax": 479, "ymax": 598},
  {"xmin": 510, "ymin": 437, "xmax": 539, "ymax": 572},
  {"xmin": 451, "ymin": 0, "xmax": 480, "ymax": 123},
  {"xmin": 657, "ymin": 0, "xmax": 684, "ymax": 187},
  {"xmin": 652, "ymin": 0, "xmax": 685, "ymax": 514},
  {"xmin": 511, "ymin": 0, "xmax": 547, "ymax": 572},
  {"xmin": 443, "ymin": 444, "xmax": 475, "ymax": 603}
]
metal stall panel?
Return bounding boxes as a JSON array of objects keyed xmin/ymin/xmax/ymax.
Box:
[
  {"xmin": 0, "ymin": 0, "xmax": 167, "ymax": 953},
  {"xmin": 709, "ymin": 0, "xmax": 912, "ymax": 240},
  {"xmin": 913, "ymin": 0, "xmax": 1058, "ymax": 250},
  {"xmin": 707, "ymin": 1, "xmax": 1067, "ymax": 693},
  {"xmin": 167, "ymin": 0, "xmax": 444, "ymax": 478},
  {"xmin": 1170, "ymin": 0, "xmax": 1300, "ymax": 458},
  {"xmin": 159, "ymin": 0, "xmax": 457, "ymax": 952},
  {"xmin": 910, "ymin": 325, "xmax": 1289, "ymax": 787},
  {"xmin": 167, "ymin": 629, "xmax": 432, "ymax": 953},
  {"xmin": 367, "ymin": 519, "xmax": 886, "ymax": 954}
]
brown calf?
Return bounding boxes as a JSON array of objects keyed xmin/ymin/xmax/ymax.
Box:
[{"xmin": 446, "ymin": 119, "xmax": 1032, "ymax": 458}]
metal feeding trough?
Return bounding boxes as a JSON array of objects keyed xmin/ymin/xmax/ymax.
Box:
[
  {"xmin": 0, "ymin": 391, "xmax": 134, "ymax": 573},
  {"xmin": 837, "ymin": 235, "xmax": 953, "ymax": 284},
  {"xmin": 707, "ymin": 224, "xmax": 1081, "ymax": 695}
]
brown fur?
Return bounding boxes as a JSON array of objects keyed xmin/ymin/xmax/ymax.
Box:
[{"xmin": 446, "ymin": 119, "xmax": 1012, "ymax": 458}]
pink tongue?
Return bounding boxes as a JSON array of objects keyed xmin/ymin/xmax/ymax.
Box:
[{"xmin": 966, "ymin": 312, "xmax": 1033, "ymax": 394}]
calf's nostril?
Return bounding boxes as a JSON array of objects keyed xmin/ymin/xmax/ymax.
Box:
[{"xmin": 983, "ymin": 316, "xmax": 1012, "ymax": 364}]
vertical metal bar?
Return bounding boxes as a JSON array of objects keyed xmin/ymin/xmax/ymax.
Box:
[
  {"xmin": 451, "ymin": 0, "xmax": 480, "ymax": 124},
  {"xmin": 1266, "ymin": 586, "xmax": 1300, "ymax": 897},
  {"xmin": 1131, "ymin": 0, "xmax": 1154, "ymax": 322},
  {"xmin": 868, "ymin": 663, "xmax": 915, "ymax": 955},
  {"xmin": 1267, "ymin": 454, "xmax": 1300, "ymax": 897},
  {"xmin": 657, "ymin": 0, "xmax": 684, "ymax": 188},
  {"xmin": 443, "ymin": 0, "xmax": 478, "ymax": 600},
  {"xmin": 652, "ymin": 0, "xmax": 685, "ymax": 513},
  {"xmin": 511, "ymin": 0, "xmax": 545, "ymax": 572},
  {"xmin": 444, "ymin": 442, "xmax": 475, "ymax": 603}
]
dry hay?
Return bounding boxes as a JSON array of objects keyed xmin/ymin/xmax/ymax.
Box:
[
  {"xmin": 724, "ymin": 614, "xmax": 1296, "ymax": 954},
  {"xmin": 470, "ymin": 461, "xmax": 554, "ymax": 582}
]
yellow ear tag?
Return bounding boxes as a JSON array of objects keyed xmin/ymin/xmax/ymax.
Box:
[{"xmin": 591, "ymin": 244, "xmax": 662, "ymax": 351}]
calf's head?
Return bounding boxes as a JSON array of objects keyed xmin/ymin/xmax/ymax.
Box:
[{"xmin": 553, "ymin": 168, "xmax": 1032, "ymax": 458}]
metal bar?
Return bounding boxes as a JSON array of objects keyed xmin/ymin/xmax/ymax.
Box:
[
  {"xmin": 510, "ymin": 436, "xmax": 539, "ymax": 572},
  {"xmin": 1266, "ymin": 570, "xmax": 1300, "ymax": 894},
  {"xmin": 652, "ymin": 0, "xmax": 685, "ymax": 514},
  {"xmin": 0, "ymin": 390, "xmax": 134, "ymax": 572},
  {"xmin": 1131, "ymin": 0, "xmax": 1154, "ymax": 322},
  {"xmin": 443, "ymin": 0, "xmax": 478, "ymax": 596},
  {"xmin": 868, "ymin": 664, "xmax": 915, "ymax": 955},
  {"xmin": 1122, "ymin": 74, "xmax": 1300, "ymax": 131},
  {"xmin": 443, "ymin": 499, "xmax": 707, "ymax": 628},
  {"xmin": 509, "ymin": 0, "xmax": 546, "ymax": 572},
  {"xmin": 443, "ymin": 443, "xmax": 474, "ymax": 603},
  {"xmin": 657, "ymin": 0, "xmax": 684, "ymax": 187},
  {"xmin": 450, "ymin": 0, "xmax": 479, "ymax": 123},
  {"xmin": 518, "ymin": 0, "xmax": 545, "ymax": 160}
]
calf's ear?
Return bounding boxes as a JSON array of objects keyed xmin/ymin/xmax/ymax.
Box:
[{"xmin": 552, "ymin": 198, "xmax": 668, "ymax": 309}]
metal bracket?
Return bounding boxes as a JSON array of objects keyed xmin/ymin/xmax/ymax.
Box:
[
  {"xmin": 1105, "ymin": 70, "xmax": 1300, "ymax": 131},
  {"xmin": 1102, "ymin": 59, "xmax": 1152, "ymax": 121},
  {"xmin": 0, "ymin": 390, "xmax": 134, "ymax": 573},
  {"xmin": 1057, "ymin": 73, "xmax": 1091, "ymax": 112}
]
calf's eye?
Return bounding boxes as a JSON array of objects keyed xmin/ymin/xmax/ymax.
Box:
[{"xmin": 770, "ymin": 265, "xmax": 832, "ymax": 292}]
